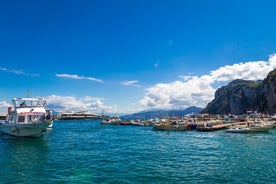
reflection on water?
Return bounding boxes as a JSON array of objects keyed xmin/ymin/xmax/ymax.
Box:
[{"xmin": 0, "ymin": 133, "xmax": 50, "ymax": 183}]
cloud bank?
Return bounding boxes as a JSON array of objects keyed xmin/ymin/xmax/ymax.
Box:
[
  {"xmin": 1, "ymin": 54, "xmax": 276, "ymax": 114},
  {"xmin": 0, "ymin": 95, "xmax": 118, "ymax": 115},
  {"xmin": 140, "ymin": 54, "xmax": 276, "ymax": 110},
  {"xmin": 0, "ymin": 101, "xmax": 11, "ymax": 114},
  {"xmin": 56, "ymin": 74, "xmax": 103, "ymax": 82},
  {"xmin": 45, "ymin": 95, "xmax": 117, "ymax": 114}
]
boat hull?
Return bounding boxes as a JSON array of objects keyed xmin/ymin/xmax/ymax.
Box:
[
  {"xmin": 226, "ymin": 128, "xmax": 250, "ymax": 133},
  {"xmin": 154, "ymin": 124, "xmax": 188, "ymax": 131},
  {"xmin": 0, "ymin": 122, "xmax": 52, "ymax": 137},
  {"xmin": 226, "ymin": 126, "xmax": 271, "ymax": 133}
]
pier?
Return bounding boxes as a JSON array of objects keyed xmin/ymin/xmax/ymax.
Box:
[{"xmin": 196, "ymin": 122, "xmax": 245, "ymax": 131}]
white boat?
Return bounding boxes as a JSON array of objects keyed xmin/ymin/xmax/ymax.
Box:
[
  {"xmin": 226, "ymin": 123, "xmax": 272, "ymax": 133},
  {"xmin": 130, "ymin": 119, "xmax": 146, "ymax": 126},
  {"xmin": 226, "ymin": 127, "xmax": 250, "ymax": 133},
  {"xmin": 0, "ymin": 98, "xmax": 53, "ymax": 137},
  {"xmin": 101, "ymin": 116, "xmax": 121, "ymax": 125},
  {"xmin": 57, "ymin": 110, "xmax": 99, "ymax": 120}
]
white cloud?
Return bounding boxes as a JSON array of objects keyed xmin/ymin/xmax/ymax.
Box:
[
  {"xmin": 140, "ymin": 78, "xmax": 215, "ymax": 109},
  {"xmin": 0, "ymin": 67, "xmax": 39, "ymax": 77},
  {"xmin": 45, "ymin": 95, "xmax": 117, "ymax": 115},
  {"xmin": 0, "ymin": 101, "xmax": 11, "ymax": 114},
  {"xmin": 0, "ymin": 95, "xmax": 118, "ymax": 114},
  {"xmin": 0, "ymin": 95, "xmax": 118, "ymax": 115},
  {"xmin": 209, "ymin": 61, "xmax": 271, "ymax": 82},
  {"xmin": 121, "ymin": 80, "xmax": 141, "ymax": 87},
  {"xmin": 140, "ymin": 54, "xmax": 276, "ymax": 110},
  {"xmin": 56, "ymin": 74, "xmax": 103, "ymax": 82}
]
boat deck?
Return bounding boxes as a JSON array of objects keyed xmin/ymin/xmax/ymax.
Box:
[{"xmin": 197, "ymin": 122, "xmax": 245, "ymax": 131}]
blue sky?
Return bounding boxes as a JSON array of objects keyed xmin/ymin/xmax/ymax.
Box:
[{"xmin": 0, "ymin": 0, "xmax": 276, "ymax": 115}]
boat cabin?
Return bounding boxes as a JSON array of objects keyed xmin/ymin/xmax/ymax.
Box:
[
  {"xmin": 6, "ymin": 98, "xmax": 49, "ymax": 124},
  {"xmin": 12, "ymin": 98, "xmax": 46, "ymax": 108}
]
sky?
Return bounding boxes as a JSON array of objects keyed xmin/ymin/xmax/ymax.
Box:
[{"xmin": 0, "ymin": 0, "xmax": 276, "ymax": 115}]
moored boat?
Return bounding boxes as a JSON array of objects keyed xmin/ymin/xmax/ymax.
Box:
[
  {"xmin": 0, "ymin": 98, "xmax": 53, "ymax": 137},
  {"xmin": 226, "ymin": 127, "xmax": 250, "ymax": 133},
  {"xmin": 101, "ymin": 116, "xmax": 121, "ymax": 125},
  {"xmin": 154, "ymin": 120, "xmax": 190, "ymax": 131},
  {"xmin": 226, "ymin": 123, "xmax": 272, "ymax": 133},
  {"xmin": 57, "ymin": 110, "xmax": 100, "ymax": 120}
]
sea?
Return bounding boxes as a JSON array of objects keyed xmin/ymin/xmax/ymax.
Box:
[{"xmin": 0, "ymin": 120, "xmax": 275, "ymax": 184}]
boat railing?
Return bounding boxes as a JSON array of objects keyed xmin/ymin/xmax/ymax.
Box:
[{"xmin": 13, "ymin": 98, "xmax": 46, "ymax": 109}]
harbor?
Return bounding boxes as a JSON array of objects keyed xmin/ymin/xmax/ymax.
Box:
[
  {"xmin": 100, "ymin": 114, "xmax": 276, "ymax": 133},
  {"xmin": 1, "ymin": 0, "xmax": 276, "ymax": 183},
  {"xmin": 1, "ymin": 119, "xmax": 275, "ymax": 184},
  {"xmin": 1, "ymin": 108, "xmax": 275, "ymax": 134}
]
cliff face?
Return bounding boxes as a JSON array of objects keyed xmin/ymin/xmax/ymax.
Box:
[
  {"xmin": 263, "ymin": 70, "xmax": 276, "ymax": 114},
  {"xmin": 202, "ymin": 69, "xmax": 276, "ymax": 115}
]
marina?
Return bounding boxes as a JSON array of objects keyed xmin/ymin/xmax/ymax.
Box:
[
  {"xmin": 196, "ymin": 123, "xmax": 238, "ymax": 131},
  {"xmin": 1, "ymin": 0, "xmax": 276, "ymax": 183},
  {"xmin": 101, "ymin": 114, "xmax": 276, "ymax": 133},
  {"xmin": 0, "ymin": 119, "xmax": 275, "ymax": 183}
]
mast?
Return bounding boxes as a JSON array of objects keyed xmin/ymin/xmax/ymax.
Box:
[{"xmin": 26, "ymin": 89, "xmax": 30, "ymax": 98}]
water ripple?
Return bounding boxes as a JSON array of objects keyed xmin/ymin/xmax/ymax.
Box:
[{"xmin": 0, "ymin": 120, "xmax": 275, "ymax": 183}]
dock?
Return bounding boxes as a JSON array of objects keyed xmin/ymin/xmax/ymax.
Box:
[{"xmin": 196, "ymin": 122, "xmax": 245, "ymax": 131}]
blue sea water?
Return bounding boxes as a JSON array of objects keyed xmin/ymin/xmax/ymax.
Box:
[{"xmin": 0, "ymin": 120, "xmax": 275, "ymax": 184}]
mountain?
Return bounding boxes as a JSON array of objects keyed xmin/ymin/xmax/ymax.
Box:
[
  {"xmin": 121, "ymin": 106, "xmax": 203, "ymax": 120},
  {"xmin": 201, "ymin": 69, "xmax": 276, "ymax": 115}
]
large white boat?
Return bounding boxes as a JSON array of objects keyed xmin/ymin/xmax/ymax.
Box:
[
  {"xmin": 0, "ymin": 98, "xmax": 52, "ymax": 137},
  {"xmin": 57, "ymin": 110, "xmax": 100, "ymax": 120}
]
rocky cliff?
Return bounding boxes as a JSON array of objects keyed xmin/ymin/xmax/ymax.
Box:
[
  {"xmin": 263, "ymin": 69, "xmax": 276, "ymax": 114},
  {"xmin": 202, "ymin": 69, "xmax": 276, "ymax": 115}
]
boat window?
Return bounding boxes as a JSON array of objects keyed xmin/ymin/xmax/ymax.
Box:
[
  {"xmin": 27, "ymin": 115, "xmax": 40, "ymax": 123},
  {"xmin": 14, "ymin": 101, "xmax": 19, "ymax": 107},
  {"xmin": 18, "ymin": 116, "xmax": 25, "ymax": 123},
  {"xmin": 28, "ymin": 115, "xmax": 33, "ymax": 123},
  {"xmin": 13, "ymin": 99, "xmax": 46, "ymax": 108}
]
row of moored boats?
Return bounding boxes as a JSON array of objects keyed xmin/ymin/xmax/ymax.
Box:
[
  {"xmin": 1, "ymin": 97, "xmax": 275, "ymax": 138},
  {"xmin": 101, "ymin": 117, "xmax": 276, "ymax": 133}
]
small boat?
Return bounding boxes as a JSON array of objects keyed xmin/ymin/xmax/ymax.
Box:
[
  {"xmin": 154, "ymin": 120, "xmax": 190, "ymax": 131},
  {"xmin": 119, "ymin": 120, "xmax": 132, "ymax": 125},
  {"xmin": 0, "ymin": 98, "xmax": 53, "ymax": 137},
  {"xmin": 226, "ymin": 127, "xmax": 250, "ymax": 133},
  {"xmin": 101, "ymin": 116, "xmax": 121, "ymax": 125},
  {"xmin": 226, "ymin": 123, "xmax": 272, "ymax": 133},
  {"xmin": 130, "ymin": 119, "xmax": 146, "ymax": 126}
]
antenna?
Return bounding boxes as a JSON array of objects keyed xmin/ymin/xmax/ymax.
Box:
[{"xmin": 26, "ymin": 89, "xmax": 30, "ymax": 97}]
